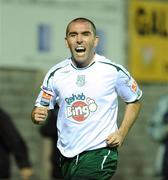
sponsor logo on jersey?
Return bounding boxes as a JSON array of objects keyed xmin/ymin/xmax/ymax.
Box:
[
  {"xmin": 76, "ymin": 75, "xmax": 86, "ymax": 87},
  {"xmin": 65, "ymin": 93, "xmax": 97, "ymax": 121}
]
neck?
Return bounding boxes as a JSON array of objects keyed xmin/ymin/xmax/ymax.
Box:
[{"xmin": 72, "ymin": 53, "xmax": 95, "ymax": 68}]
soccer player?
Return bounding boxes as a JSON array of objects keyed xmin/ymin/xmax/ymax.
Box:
[{"xmin": 31, "ymin": 17, "xmax": 142, "ymax": 180}]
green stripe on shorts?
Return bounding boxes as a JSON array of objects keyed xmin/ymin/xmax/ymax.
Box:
[{"xmin": 61, "ymin": 147, "xmax": 118, "ymax": 180}]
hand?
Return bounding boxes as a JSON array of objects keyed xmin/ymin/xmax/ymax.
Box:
[
  {"xmin": 106, "ymin": 130, "xmax": 125, "ymax": 148},
  {"xmin": 20, "ymin": 167, "xmax": 33, "ymax": 180},
  {"xmin": 32, "ymin": 107, "xmax": 49, "ymax": 124}
]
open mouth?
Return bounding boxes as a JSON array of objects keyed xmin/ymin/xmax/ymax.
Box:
[{"xmin": 75, "ymin": 46, "xmax": 86, "ymax": 53}]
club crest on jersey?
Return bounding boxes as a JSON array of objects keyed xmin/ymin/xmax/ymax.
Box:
[
  {"xmin": 76, "ymin": 75, "xmax": 86, "ymax": 87},
  {"xmin": 65, "ymin": 93, "xmax": 97, "ymax": 122}
]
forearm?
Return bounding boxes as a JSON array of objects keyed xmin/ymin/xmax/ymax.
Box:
[
  {"xmin": 118, "ymin": 101, "xmax": 141, "ymax": 139},
  {"xmin": 14, "ymin": 140, "xmax": 31, "ymax": 169}
]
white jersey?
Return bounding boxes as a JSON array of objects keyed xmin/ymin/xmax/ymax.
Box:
[{"xmin": 35, "ymin": 54, "xmax": 142, "ymax": 157}]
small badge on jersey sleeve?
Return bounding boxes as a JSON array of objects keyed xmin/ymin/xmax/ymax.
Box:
[
  {"xmin": 127, "ymin": 78, "xmax": 138, "ymax": 93},
  {"xmin": 131, "ymin": 80, "xmax": 137, "ymax": 92},
  {"xmin": 40, "ymin": 91, "xmax": 52, "ymax": 106},
  {"xmin": 126, "ymin": 78, "xmax": 142, "ymax": 100}
]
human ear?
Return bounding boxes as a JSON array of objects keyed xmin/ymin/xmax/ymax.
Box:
[
  {"xmin": 65, "ymin": 37, "xmax": 69, "ymax": 48},
  {"xmin": 94, "ymin": 36, "xmax": 99, "ymax": 48}
]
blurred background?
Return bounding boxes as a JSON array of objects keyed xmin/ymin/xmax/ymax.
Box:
[{"xmin": 0, "ymin": 0, "xmax": 167, "ymax": 179}]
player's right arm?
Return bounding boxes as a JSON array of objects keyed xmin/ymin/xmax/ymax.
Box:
[
  {"xmin": 32, "ymin": 66, "xmax": 58, "ymax": 124},
  {"xmin": 31, "ymin": 107, "xmax": 49, "ymax": 124}
]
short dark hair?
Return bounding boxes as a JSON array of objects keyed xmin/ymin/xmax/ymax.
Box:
[{"xmin": 66, "ymin": 17, "xmax": 97, "ymax": 36}]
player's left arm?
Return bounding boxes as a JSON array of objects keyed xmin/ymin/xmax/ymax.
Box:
[{"xmin": 106, "ymin": 100, "xmax": 141, "ymax": 147}]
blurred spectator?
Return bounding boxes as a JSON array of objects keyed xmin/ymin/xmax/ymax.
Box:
[
  {"xmin": 148, "ymin": 95, "xmax": 168, "ymax": 180},
  {"xmin": 39, "ymin": 105, "xmax": 63, "ymax": 180},
  {"xmin": 0, "ymin": 107, "xmax": 33, "ymax": 180}
]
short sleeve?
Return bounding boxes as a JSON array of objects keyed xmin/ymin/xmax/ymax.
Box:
[
  {"xmin": 115, "ymin": 69, "xmax": 142, "ymax": 103},
  {"xmin": 35, "ymin": 72, "xmax": 57, "ymax": 109}
]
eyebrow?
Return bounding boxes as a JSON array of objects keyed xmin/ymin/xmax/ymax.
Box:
[{"xmin": 67, "ymin": 30, "xmax": 92, "ymax": 36}]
